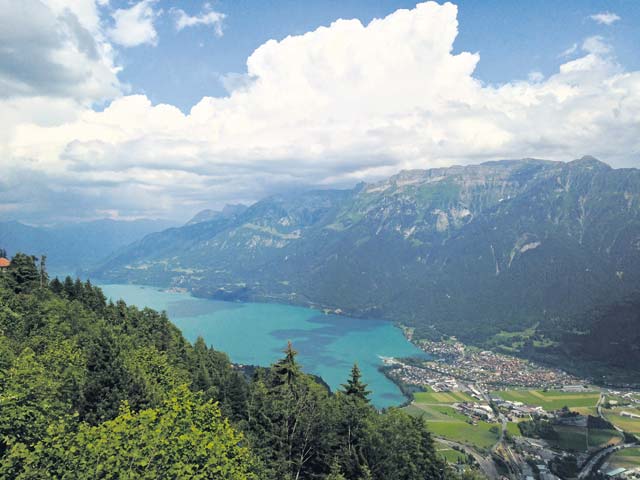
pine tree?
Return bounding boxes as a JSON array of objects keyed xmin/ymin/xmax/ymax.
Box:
[
  {"xmin": 340, "ymin": 363, "xmax": 370, "ymax": 401},
  {"xmin": 39, "ymin": 255, "xmax": 48, "ymax": 288},
  {"xmin": 271, "ymin": 341, "xmax": 301, "ymax": 388},
  {"xmin": 7, "ymin": 253, "xmax": 40, "ymax": 293}
]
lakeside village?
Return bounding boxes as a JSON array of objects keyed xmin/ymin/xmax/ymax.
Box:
[
  {"xmin": 381, "ymin": 336, "xmax": 640, "ymax": 480},
  {"xmin": 384, "ymin": 338, "xmax": 581, "ymax": 396}
]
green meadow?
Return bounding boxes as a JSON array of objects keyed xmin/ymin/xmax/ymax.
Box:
[
  {"xmin": 604, "ymin": 407, "xmax": 640, "ymax": 434},
  {"xmin": 492, "ymin": 389, "xmax": 600, "ymax": 411},
  {"xmin": 548, "ymin": 426, "xmax": 622, "ymax": 452},
  {"xmin": 405, "ymin": 394, "xmax": 500, "ymax": 451},
  {"xmin": 608, "ymin": 448, "xmax": 640, "ymax": 470},
  {"xmin": 413, "ymin": 390, "xmax": 475, "ymax": 404}
]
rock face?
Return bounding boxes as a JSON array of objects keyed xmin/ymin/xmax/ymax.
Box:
[{"xmin": 94, "ymin": 157, "xmax": 640, "ymax": 345}]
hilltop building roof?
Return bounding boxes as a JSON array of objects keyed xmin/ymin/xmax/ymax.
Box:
[{"xmin": 0, "ymin": 258, "xmax": 10, "ymax": 268}]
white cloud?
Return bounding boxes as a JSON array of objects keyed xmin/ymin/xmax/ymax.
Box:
[
  {"xmin": 560, "ymin": 43, "xmax": 578, "ymax": 58},
  {"xmin": 1, "ymin": 1, "xmax": 640, "ymax": 222},
  {"xmin": 582, "ymin": 35, "xmax": 611, "ymax": 55},
  {"xmin": 527, "ymin": 71, "xmax": 544, "ymax": 82},
  {"xmin": 108, "ymin": 0, "xmax": 159, "ymax": 47},
  {"xmin": 173, "ymin": 3, "xmax": 225, "ymax": 37},
  {"xmin": 590, "ymin": 12, "xmax": 620, "ymax": 25}
]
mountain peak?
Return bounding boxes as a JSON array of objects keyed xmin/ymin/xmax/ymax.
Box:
[
  {"xmin": 569, "ymin": 156, "xmax": 611, "ymax": 170},
  {"xmin": 186, "ymin": 204, "xmax": 248, "ymax": 226}
]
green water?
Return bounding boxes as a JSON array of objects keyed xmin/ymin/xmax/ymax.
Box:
[{"xmin": 99, "ymin": 283, "xmax": 427, "ymax": 408}]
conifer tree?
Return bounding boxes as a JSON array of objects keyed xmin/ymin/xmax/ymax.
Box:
[
  {"xmin": 271, "ymin": 341, "xmax": 300, "ymax": 388},
  {"xmin": 340, "ymin": 363, "xmax": 370, "ymax": 402}
]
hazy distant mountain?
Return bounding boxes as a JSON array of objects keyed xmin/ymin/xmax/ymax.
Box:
[
  {"xmin": 185, "ymin": 204, "xmax": 248, "ymax": 226},
  {"xmin": 94, "ymin": 157, "xmax": 640, "ymax": 379},
  {"xmin": 0, "ymin": 219, "xmax": 175, "ymax": 274}
]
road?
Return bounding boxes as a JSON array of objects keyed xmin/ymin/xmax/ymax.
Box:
[
  {"xmin": 597, "ymin": 393, "xmax": 624, "ymax": 433},
  {"xmin": 577, "ymin": 443, "xmax": 637, "ymax": 479},
  {"xmin": 436, "ymin": 438, "xmax": 500, "ymax": 479}
]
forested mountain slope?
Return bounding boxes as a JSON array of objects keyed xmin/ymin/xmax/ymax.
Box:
[
  {"xmin": 0, "ymin": 253, "xmax": 452, "ymax": 479},
  {"xmin": 95, "ymin": 157, "xmax": 640, "ymax": 376}
]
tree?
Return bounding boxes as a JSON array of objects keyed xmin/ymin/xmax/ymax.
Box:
[
  {"xmin": 1, "ymin": 386, "xmax": 258, "ymax": 479},
  {"xmin": 271, "ymin": 341, "xmax": 301, "ymax": 389},
  {"xmin": 38, "ymin": 255, "xmax": 47, "ymax": 289},
  {"xmin": 340, "ymin": 363, "xmax": 370, "ymax": 402},
  {"xmin": 6, "ymin": 254, "xmax": 39, "ymax": 294},
  {"xmin": 0, "ymin": 348, "xmax": 72, "ymax": 452},
  {"xmin": 361, "ymin": 409, "xmax": 444, "ymax": 480},
  {"xmin": 325, "ymin": 459, "xmax": 347, "ymax": 480}
]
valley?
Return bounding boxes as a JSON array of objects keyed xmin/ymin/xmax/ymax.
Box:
[{"xmin": 93, "ymin": 158, "xmax": 640, "ymax": 386}]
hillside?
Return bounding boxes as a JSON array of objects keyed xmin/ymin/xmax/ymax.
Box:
[
  {"xmin": 0, "ymin": 254, "xmax": 450, "ymax": 479},
  {"xmin": 94, "ymin": 157, "xmax": 640, "ymax": 379}
]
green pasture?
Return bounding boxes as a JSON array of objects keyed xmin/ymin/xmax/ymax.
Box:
[
  {"xmin": 405, "ymin": 403, "xmax": 500, "ymax": 450},
  {"xmin": 492, "ymin": 389, "xmax": 599, "ymax": 411}
]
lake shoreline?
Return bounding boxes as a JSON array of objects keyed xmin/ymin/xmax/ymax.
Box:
[{"xmin": 97, "ymin": 282, "xmax": 426, "ymax": 409}]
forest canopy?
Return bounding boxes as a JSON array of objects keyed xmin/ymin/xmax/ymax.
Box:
[{"xmin": 0, "ymin": 252, "xmax": 457, "ymax": 479}]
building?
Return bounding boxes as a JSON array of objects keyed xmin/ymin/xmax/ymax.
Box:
[
  {"xmin": 620, "ymin": 411, "xmax": 640, "ymax": 419},
  {"xmin": 605, "ymin": 467, "xmax": 627, "ymax": 478},
  {"xmin": 0, "ymin": 257, "xmax": 10, "ymax": 273}
]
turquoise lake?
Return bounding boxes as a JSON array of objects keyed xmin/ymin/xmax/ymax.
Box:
[{"xmin": 98, "ymin": 284, "xmax": 426, "ymax": 408}]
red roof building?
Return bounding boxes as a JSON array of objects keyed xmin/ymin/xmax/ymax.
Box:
[{"xmin": 0, "ymin": 258, "xmax": 10, "ymax": 268}]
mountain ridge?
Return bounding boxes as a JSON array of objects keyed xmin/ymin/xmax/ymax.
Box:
[{"xmin": 93, "ymin": 157, "xmax": 640, "ymax": 379}]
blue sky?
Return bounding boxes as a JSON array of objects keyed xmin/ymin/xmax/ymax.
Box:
[
  {"xmin": 114, "ymin": 0, "xmax": 640, "ymax": 111},
  {"xmin": 1, "ymin": 0, "xmax": 639, "ymax": 222}
]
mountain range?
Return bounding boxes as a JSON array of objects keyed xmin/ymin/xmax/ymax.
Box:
[
  {"xmin": 93, "ymin": 156, "xmax": 640, "ymax": 380},
  {"xmin": 0, "ymin": 219, "xmax": 175, "ymax": 274}
]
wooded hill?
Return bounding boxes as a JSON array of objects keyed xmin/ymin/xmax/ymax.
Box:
[{"xmin": 0, "ymin": 253, "xmax": 468, "ymax": 479}]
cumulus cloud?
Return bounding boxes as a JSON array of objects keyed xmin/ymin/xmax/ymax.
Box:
[
  {"xmin": 590, "ymin": 12, "xmax": 620, "ymax": 25},
  {"xmin": 173, "ymin": 3, "xmax": 225, "ymax": 37},
  {"xmin": 108, "ymin": 0, "xmax": 159, "ymax": 47},
  {"xmin": 1, "ymin": 1, "xmax": 640, "ymax": 223},
  {"xmin": 0, "ymin": 0, "xmax": 120, "ymax": 101}
]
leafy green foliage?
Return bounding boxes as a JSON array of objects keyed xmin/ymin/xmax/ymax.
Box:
[
  {"xmin": 1, "ymin": 386, "xmax": 255, "ymax": 480},
  {"xmin": 0, "ymin": 253, "xmax": 453, "ymax": 479}
]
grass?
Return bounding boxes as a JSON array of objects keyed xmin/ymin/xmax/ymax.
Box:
[
  {"xmin": 437, "ymin": 446, "xmax": 468, "ymax": 464},
  {"xmin": 574, "ymin": 407, "xmax": 599, "ymax": 416},
  {"xmin": 414, "ymin": 390, "xmax": 475, "ymax": 404},
  {"xmin": 603, "ymin": 408, "xmax": 640, "ymax": 434},
  {"xmin": 506, "ymin": 422, "xmax": 522, "ymax": 437},
  {"xmin": 608, "ymin": 447, "xmax": 640, "ymax": 470},
  {"xmin": 491, "ymin": 389, "xmax": 600, "ymax": 411},
  {"xmin": 545, "ymin": 426, "xmax": 622, "ymax": 453},
  {"xmin": 549, "ymin": 426, "xmax": 588, "ymax": 452},
  {"xmin": 405, "ymin": 399, "xmax": 500, "ymax": 450},
  {"xmin": 587, "ymin": 429, "xmax": 623, "ymax": 449}
]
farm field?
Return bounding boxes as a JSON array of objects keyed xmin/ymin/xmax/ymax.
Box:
[
  {"xmin": 587, "ymin": 429, "xmax": 623, "ymax": 448},
  {"xmin": 506, "ymin": 422, "xmax": 522, "ymax": 437},
  {"xmin": 491, "ymin": 389, "xmax": 600, "ymax": 411},
  {"xmin": 405, "ymin": 398, "xmax": 500, "ymax": 450},
  {"xmin": 436, "ymin": 445, "xmax": 469, "ymax": 464},
  {"xmin": 547, "ymin": 426, "xmax": 622, "ymax": 452},
  {"xmin": 573, "ymin": 406, "xmax": 598, "ymax": 416},
  {"xmin": 413, "ymin": 390, "xmax": 475, "ymax": 404},
  {"xmin": 608, "ymin": 447, "xmax": 640, "ymax": 470},
  {"xmin": 603, "ymin": 408, "xmax": 640, "ymax": 434}
]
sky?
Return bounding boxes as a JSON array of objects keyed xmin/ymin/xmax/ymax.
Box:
[{"xmin": 1, "ymin": 0, "xmax": 639, "ymax": 223}]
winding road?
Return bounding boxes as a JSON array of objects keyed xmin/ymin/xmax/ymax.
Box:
[
  {"xmin": 436, "ymin": 438, "xmax": 500, "ymax": 479},
  {"xmin": 577, "ymin": 443, "xmax": 637, "ymax": 479}
]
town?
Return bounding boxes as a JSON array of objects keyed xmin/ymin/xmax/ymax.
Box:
[
  {"xmin": 384, "ymin": 338, "xmax": 582, "ymax": 392},
  {"xmin": 382, "ymin": 338, "xmax": 640, "ymax": 480}
]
